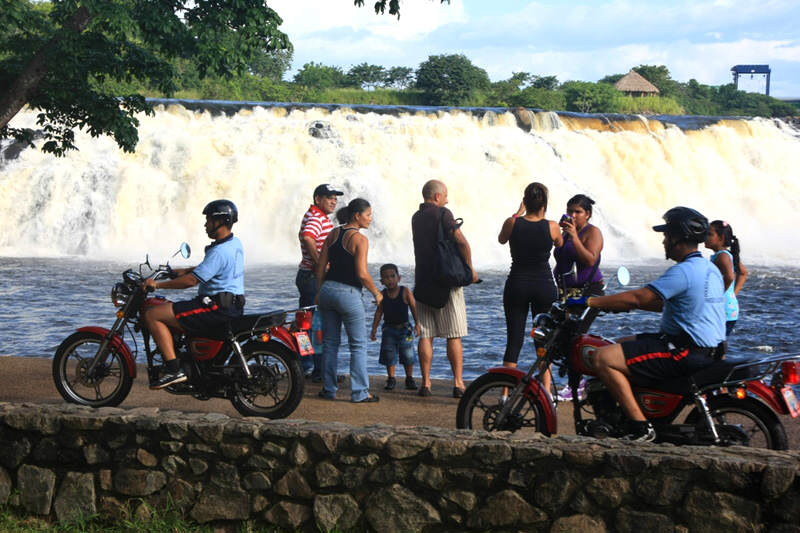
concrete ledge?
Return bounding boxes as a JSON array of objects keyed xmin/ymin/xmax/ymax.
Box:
[{"xmin": 1, "ymin": 402, "xmax": 799, "ymax": 531}]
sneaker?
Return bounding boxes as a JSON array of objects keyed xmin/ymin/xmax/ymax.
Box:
[
  {"xmin": 418, "ymin": 386, "xmax": 432, "ymax": 397},
  {"xmin": 150, "ymin": 369, "xmax": 187, "ymax": 390},
  {"xmin": 405, "ymin": 376, "xmax": 418, "ymax": 390},
  {"xmin": 384, "ymin": 377, "xmax": 397, "ymax": 390},
  {"xmin": 623, "ymin": 421, "xmax": 656, "ymax": 442}
]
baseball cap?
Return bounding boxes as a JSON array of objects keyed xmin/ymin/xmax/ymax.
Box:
[{"xmin": 313, "ymin": 184, "xmax": 344, "ymax": 197}]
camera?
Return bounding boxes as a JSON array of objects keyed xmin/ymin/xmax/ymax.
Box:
[{"xmin": 560, "ymin": 214, "xmax": 572, "ymax": 225}]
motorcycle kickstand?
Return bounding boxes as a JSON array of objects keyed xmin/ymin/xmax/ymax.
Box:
[
  {"xmin": 693, "ymin": 390, "xmax": 721, "ymax": 444},
  {"xmin": 231, "ymin": 339, "xmax": 252, "ymax": 379}
]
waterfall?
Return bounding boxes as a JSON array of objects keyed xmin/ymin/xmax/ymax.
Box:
[{"xmin": 2, "ymin": 102, "xmax": 798, "ymax": 267}]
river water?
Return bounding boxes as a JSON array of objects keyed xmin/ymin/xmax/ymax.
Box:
[{"xmin": 1, "ymin": 258, "xmax": 795, "ymax": 380}]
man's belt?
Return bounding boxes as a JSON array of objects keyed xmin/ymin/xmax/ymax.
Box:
[{"xmin": 214, "ymin": 292, "xmax": 245, "ymax": 309}]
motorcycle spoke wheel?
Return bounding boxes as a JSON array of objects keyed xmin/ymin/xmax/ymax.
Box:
[
  {"xmin": 687, "ymin": 396, "xmax": 788, "ymax": 450},
  {"xmin": 231, "ymin": 342, "xmax": 304, "ymax": 419},
  {"xmin": 456, "ymin": 373, "xmax": 549, "ymax": 436},
  {"xmin": 53, "ymin": 332, "xmax": 132, "ymax": 408}
]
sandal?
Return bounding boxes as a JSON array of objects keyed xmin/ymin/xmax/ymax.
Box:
[{"xmin": 353, "ymin": 394, "xmax": 380, "ymax": 403}]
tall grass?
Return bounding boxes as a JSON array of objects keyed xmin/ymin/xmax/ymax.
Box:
[{"xmin": 612, "ymin": 94, "xmax": 684, "ymax": 115}]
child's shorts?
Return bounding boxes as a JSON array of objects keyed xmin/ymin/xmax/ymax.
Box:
[{"xmin": 379, "ymin": 323, "xmax": 416, "ymax": 367}]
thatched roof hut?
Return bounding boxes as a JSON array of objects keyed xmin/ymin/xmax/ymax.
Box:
[{"xmin": 614, "ymin": 70, "xmax": 660, "ymax": 96}]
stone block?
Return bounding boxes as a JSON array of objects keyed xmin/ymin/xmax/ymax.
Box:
[
  {"xmin": 386, "ymin": 436, "xmax": 430, "ymax": 459},
  {"xmin": 265, "ymin": 501, "xmax": 312, "ymax": 530},
  {"xmin": 114, "ymin": 468, "xmax": 167, "ymax": 496},
  {"xmin": 615, "ymin": 507, "xmax": 673, "ymax": 533},
  {"xmin": 190, "ymin": 487, "xmax": 249, "ymax": 523},
  {"xmin": 136, "ymin": 448, "xmax": 158, "ymax": 467},
  {"xmin": 365, "ymin": 484, "xmax": 441, "ymax": 532},
  {"xmin": 220, "ymin": 442, "xmax": 251, "ymax": 460},
  {"xmin": 586, "ymin": 477, "xmax": 630, "ymax": 508},
  {"xmin": 160, "ymin": 440, "xmax": 184, "ymax": 453},
  {"xmin": 472, "ymin": 489, "xmax": 548, "ymax": 528},
  {"xmin": 18, "ymin": 464, "xmax": 56, "ymax": 515},
  {"xmin": 316, "ymin": 461, "xmax": 342, "ymax": 488},
  {"xmin": 635, "ymin": 472, "xmax": 689, "ymax": 506},
  {"xmin": 32, "ymin": 438, "xmax": 61, "ymax": 463},
  {"xmin": 274, "ymin": 468, "xmax": 313, "ymax": 499},
  {"xmin": 193, "ymin": 423, "xmax": 224, "ymax": 444},
  {"xmin": 534, "ymin": 470, "xmax": 581, "ymax": 511},
  {"xmin": 762, "ymin": 463, "xmax": 797, "ymax": 499},
  {"xmin": 442, "ymin": 489, "xmax": 477, "ymax": 511},
  {"xmin": 314, "ymin": 494, "xmax": 361, "ymax": 532},
  {"xmin": 289, "ymin": 441, "xmax": 309, "ymax": 465},
  {"xmin": 83, "ymin": 443, "xmax": 111, "ymax": 465},
  {"xmin": 0, "ymin": 466, "xmax": 10, "ymax": 505},
  {"xmin": 54, "ymin": 472, "xmax": 96, "ymax": 523},
  {"xmin": 243, "ymin": 471, "xmax": 271, "ymax": 491},
  {"xmin": 189, "ymin": 457, "xmax": 208, "ymax": 475},
  {"xmin": 683, "ymin": 489, "xmax": 761, "ymax": 531},
  {"xmin": 551, "ymin": 514, "xmax": 606, "ymax": 533},
  {"xmin": 412, "ymin": 463, "xmax": 445, "ymax": 490},
  {"xmin": 210, "ymin": 462, "xmax": 241, "ymax": 490},
  {"xmin": 0, "ymin": 437, "xmax": 31, "ymax": 468}
]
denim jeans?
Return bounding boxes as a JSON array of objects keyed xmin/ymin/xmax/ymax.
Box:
[
  {"xmin": 318, "ymin": 280, "xmax": 370, "ymax": 402},
  {"xmin": 295, "ymin": 269, "xmax": 319, "ymax": 375}
]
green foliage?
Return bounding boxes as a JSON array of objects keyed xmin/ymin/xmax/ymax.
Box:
[
  {"xmin": 632, "ymin": 64, "xmax": 680, "ymax": 98},
  {"xmin": 293, "ymin": 61, "xmax": 352, "ymax": 89},
  {"xmin": 530, "ymin": 75, "xmax": 559, "ymax": 90},
  {"xmin": 248, "ymin": 47, "xmax": 294, "ymax": 82},
  {"xmin": 508, "ymin": 86, "xmax": 566, "ymax": 110},
  {"xmin": 355, "ymin": 0, "xmax": 450, "ymax": 18},
  {"xmin": 415, "ymin": 54, "xmax": 490, "ymax": 106},
  {"xmin": 598, "ymin": 73, "xmax": 624, "ymax": 85},
  {"xmin": 383, "ymin": 66, "xmax": 414, "ymax": 89},
  {"xmin": 561, "ymin": 81, "xmax": 621, "ymax": 113},
  {"xmin": 612, "ymin": 94, "xmax": 684, "ymax": 115},
  {"xmin": 0, "ymin": 0, "xmax": 289, "ymax": 155},
  {"xmin": 314, "ymin": 87, "xmax": 427, "ymax": 105},
  {"xmin": 346, "ymin": 62, "xmax": 386, "ymax": 90}
]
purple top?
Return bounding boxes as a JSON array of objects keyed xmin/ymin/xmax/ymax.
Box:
[{"xmin": 553, "ymin": 225, "xmax": 602, "ymax": 287}]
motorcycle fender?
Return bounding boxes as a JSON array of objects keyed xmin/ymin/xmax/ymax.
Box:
[
  {"xmin": 745, "ymin": 380, "xmax": 787, "ymax": 415},
  {"xmin": 76, "ymin": 326, "xmax": 137, "ymax": 378},
  {"xmin": 487, "ymin": 366, "xmax": 557, "ymax": 434},
  {"xmin": 269, "ymin": 326, "xmax": 301, "ymax": 355}
]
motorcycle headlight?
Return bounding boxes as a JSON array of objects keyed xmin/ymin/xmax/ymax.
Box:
[{"xmin": 111, "ymin": 282, "xmax": 132, "ymax": 307}]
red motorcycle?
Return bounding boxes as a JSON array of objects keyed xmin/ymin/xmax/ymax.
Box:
[
  {"xmin": 53, "ymin": 244, "xmax": 314, "ymax": 419},
  {"xmin": 457, "ymin": 267, "xmax": 800, "ymax": 449}
]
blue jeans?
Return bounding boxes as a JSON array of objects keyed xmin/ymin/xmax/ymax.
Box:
[
  {"xmin": 318, "ymin": 281, "xmax": 371, "ymax": 402},
  {"xmin": 296, "ymin": 269, "xmax": 319, "ymax": 375},
  {"xmin": 379, "ymin": 324, "xmax": 417, "ymax": 367}
]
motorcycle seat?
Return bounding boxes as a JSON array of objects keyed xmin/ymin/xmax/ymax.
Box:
[
  {"xmin": 203, "ymin": 311, "xmax": 288, "ymax": 340},
  {"xmin": 656, "ymin": 360, "xmax": 761, "ymax": 394}
]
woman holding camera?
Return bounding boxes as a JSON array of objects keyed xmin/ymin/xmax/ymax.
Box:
[
  {"xmin": 553, "ymin": 194, "xmax": 605, "ymax": 298},
  {"xmin": 498, "ymin": 182, "xmax": 563, "ymax": 374}
]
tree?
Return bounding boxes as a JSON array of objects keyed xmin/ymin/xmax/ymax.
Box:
[
  {"xmin": 415, "ymin": 54, "xmax": 490, "ymax": 106},
  {"xmin": 508, "ymin": 87, "xmax": 566, "ymax": 111},
  {"xmin": 598, "ymin": 73, "xmax": 624, "ymax": 85},
  {"xmin": 249, "ymin": 47, "xmax": 294, "ymax": 82},
  {"xmin": 530, "ymin": 75, "xmax": 559, "ymax": 91},
  {"xmin": 0, "ymin": 0, "xmax": 288, "ymax": 155},
  {"xmin": 347, "ymin": 62, "xmax": 386, "ymax": 90},
  {"xmin": 293, "ymin": 62, "xmax": 351, "ymax": 89},
  {"xmin": 383, "ymin": 66, "xmax": 414, "ymax": 89},
  {"xmin": 561, "ymin": 81, "xmax": 620, "ymax": 113},
  {"xmin": 632, "ymin": 65, "xmax": 679, "ymax": 98}
]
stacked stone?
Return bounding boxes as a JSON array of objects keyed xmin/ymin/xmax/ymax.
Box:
[{"xmin": 1, "ymin": 402, "xmax": 799, "ymax": 532}]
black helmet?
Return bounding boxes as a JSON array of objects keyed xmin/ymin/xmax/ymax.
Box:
[
  {"xmin": 202, "ymin": 199, "xmax": 238, "ymax": 227},
  {"xmin": 652, "ymin": 206, "xmax": 708, "ymax": 243}
]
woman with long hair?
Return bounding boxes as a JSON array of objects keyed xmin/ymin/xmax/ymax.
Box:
[
  {"xmin": 553, "ymin": 194, "xmax": 605, "ymax": 297},
  {"xmin": 315, "ymin": 198, "xmax": 383, "ymax": 402},
  {"xmin": 705, "ymin": 220, "xmax": 748, "ymax": 336},
  {"xmin": 498, "ymin": 182, "xmax": 563, "ymax": 385}
]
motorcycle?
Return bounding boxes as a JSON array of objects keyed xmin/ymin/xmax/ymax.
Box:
[
  {"xmin": 456, "ymin": 266, "xmax": 800, "ymax": 450},
  {"xmin": 53, "ymin": 244, "xmax": 314, "ymax": 419}
]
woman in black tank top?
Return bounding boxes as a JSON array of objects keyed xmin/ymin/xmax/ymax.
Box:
[
  {"xmin": 315, "ymin": 198, "xmax": 383, "ymax": 403},
  {"xmin": 497, "ymin": 182, "xmax": 563, "ymax": 384}
]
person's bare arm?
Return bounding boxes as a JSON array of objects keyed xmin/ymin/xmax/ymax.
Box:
[
  {"xmin": 588, "ymin": 286, "xmax": 663, "ymax": 312},
  {"xmin": 146, "ymin": 272, "xmax": 199, "ymax": 291},
  {"xmin": 571, "ymin": 226, "xmax": 603, "ymax": 266},
  {"xmin": 734, "ymin": 261, "xmax": 748, "ymax": 296},
  {"xmin": 370, "ymin": 304, "xmax": 383, "ymax": 341},
  {"xmin": 713, "ymin": 253, "xmax": 735, "ymax": 291},
  {"xmin": 549, "ymin": 220, "xmax": 564, "ymax": 248},
  {"xmin": 454, "ymin": 228, "xmax": 479, "ymax": 283},
  {"xmin": 404, "ymin": 286, "xmax": 422, "ymax": 336},
  {"xmin": 301, "ymin": 234, "xmax": 320, "ymax": 268},
  {"xmin": 499, "ymin": 201, "xmax": 526, "ymax": 244},
  {"xmin": 352, "ymin": 233, "xmax": 382, "ymax": 304}
]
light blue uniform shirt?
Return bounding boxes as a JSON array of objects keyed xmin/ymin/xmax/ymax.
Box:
[
  {"xmin": 191, "ymin": 234, "xmax": 244, "ymax": 296},
  {"xmin": 647, "ymin": 251, "xmax": 725, "ymax": 348}
]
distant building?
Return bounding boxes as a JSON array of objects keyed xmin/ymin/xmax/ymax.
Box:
[
  {"xmin": 731, "ymin": 65, "xmax": 771, "ymax": 96},
  {"xmin": 614, "ymin": 70, "xmax": 660, "ymax": 97}
]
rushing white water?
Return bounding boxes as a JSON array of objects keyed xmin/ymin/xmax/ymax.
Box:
[{"xmin": 2, "ymin": 103, "xmax": 799, "ymax": 267}]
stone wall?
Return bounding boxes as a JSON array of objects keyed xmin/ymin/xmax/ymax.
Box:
[{"xmin": 1, "ymin": 402, "xmax": 799, "ymax": 532}]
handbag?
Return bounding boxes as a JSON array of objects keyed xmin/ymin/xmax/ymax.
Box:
[{"xmin": 433, "ymin": 208, "xmax": 473, "ymax": 288}]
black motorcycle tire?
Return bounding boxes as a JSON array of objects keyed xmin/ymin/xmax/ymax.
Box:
[
  {"xmin": 686, "ymin": 395, "xmax": 788, "ymax": 450},
  {"xmin": 456, "ymin": 372, "xmax": 550, "ymax": 435},
  {"xmin": 230, "ymin": 340, "xmax": 304, "ymax": 419},
  {"xmin": 53, "ymin": 331, "xmax": 133, "ymax": 408}
]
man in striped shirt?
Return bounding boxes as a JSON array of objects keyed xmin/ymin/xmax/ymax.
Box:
[{"xmin": 297, "ymin": 184, "xmax": 343, "ymax": 377}]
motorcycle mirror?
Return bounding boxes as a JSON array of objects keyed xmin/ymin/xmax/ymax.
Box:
[
  {"xmin": 180, "ymin": 242, "xmax": 191, "ymax": 259},
  {"xmin": 616, "ymin": 266, "xmax": 631, "ymax": 286}
]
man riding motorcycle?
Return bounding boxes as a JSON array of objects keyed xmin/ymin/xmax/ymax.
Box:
[
  {"xmin": 578, "ymin": 207, "xmax": 726, "ymax": 441},
  {"xmin": 143, "ymin": 199, "xmax": 245, "ymax": 389}
]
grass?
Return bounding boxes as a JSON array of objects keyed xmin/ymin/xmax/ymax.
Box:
[{"xmin": 612, "ymin": 94, "xmax": 684, "ymax": 115}]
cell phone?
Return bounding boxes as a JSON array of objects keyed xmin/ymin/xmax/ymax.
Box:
[{"xmin": 560, "ymin": 214, "xmax": 572, "ymax": 225}]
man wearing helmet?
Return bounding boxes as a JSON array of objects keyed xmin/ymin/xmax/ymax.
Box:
[
  {"xmin": 579, "ymin": 207, "xmax": 725, "ymax": 441},
  {"xmin": 142, "ymin": 199, "xmax": 245, "ymax": 389}
]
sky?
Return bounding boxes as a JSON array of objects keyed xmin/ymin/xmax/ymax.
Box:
[{"xmin": 268, "ymin": 0, "xmax": 800, "ymax": 97}]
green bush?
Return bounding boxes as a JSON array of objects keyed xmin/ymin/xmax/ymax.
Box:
[
  {"xmin": 612, "ymin": 94, "xmax": 684, "ymax": 115},
  {"xmin": 561, "ymin": 81, "xmax": 621, "ymax": 113},
  {"xmin": 507, "ymin": 87, "xmax": 566, "ymax": 110}
]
